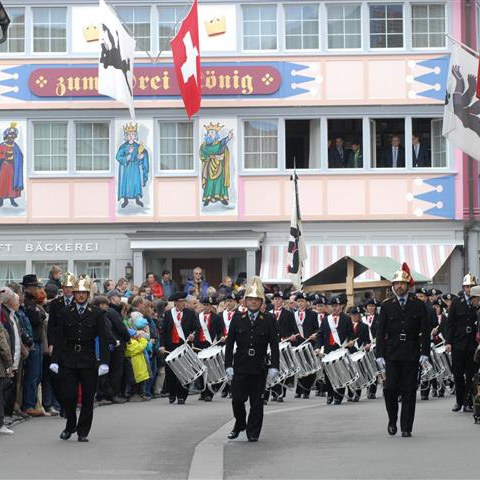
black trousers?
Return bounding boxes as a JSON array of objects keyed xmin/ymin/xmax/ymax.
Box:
[
  {"xmin": 324, "ymin": 374, "xmax": 345, "ymax": 402},
  {"xmin": 452, "ymin": 348, "xmax": 476, "ymax": 406},
  {"xmin": 165, "ymin": 364, "xmax": 189, "ymax": 400},
  {"xmin": 296, "ymin": 374, "xmax": 316, "ymax": 396},
  {"xmin": 61, "ymin": 366, "xmax": 98, "ymax": 437},
  {"xmin": 109, "ymin": 347, "xmax": 125, "ymax": 397},
  {"xmin": 384, "ymin": 360, "xmax": 418, "ymax": 433},
  {"xmin": 231, "ymin": 372, "xmax": 266, "ymax": 439}
]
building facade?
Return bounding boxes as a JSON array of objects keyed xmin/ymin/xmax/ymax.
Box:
[{"xmin": 0, "ymin": 0, "xmax": 478, "ymax": 292}]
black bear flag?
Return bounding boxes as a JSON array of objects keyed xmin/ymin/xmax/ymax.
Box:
[{"xmin": 287, "ymin": 168, "xmax": 307, "ymax": 289}]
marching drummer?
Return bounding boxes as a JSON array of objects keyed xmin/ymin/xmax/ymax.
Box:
[
  {"xmin": 363, "ymin": 298, "xmax": 380, "ymax": 399},
  {"xmin": 160, "ymin": 292, "xmax": 199, "ymax": 405},
  {"xmin": 221, "ymin": 292, "xmax": 239, "ymax": 398},
  {"xmin": 312, "ymin": 294, "xmax": 329, "ymax": 397},
  {"xmin": 225, "ymin": 276, "xmax": 279, "ymax": 442},
  {"xmin": 315, "ymin": 295, "xmax": 355, "ymax": 405},
  {"xmin": 195, "ymin": 296, "xmax": 226, "ymax": 402},
  {"xmin": 375, "ymin": 264, "xmax": 430, "ymax": 437}
]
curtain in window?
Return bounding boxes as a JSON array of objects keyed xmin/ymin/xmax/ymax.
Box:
[{"xmin": 0, "ymin": 262, "xmax": 26, "ymax": 287}]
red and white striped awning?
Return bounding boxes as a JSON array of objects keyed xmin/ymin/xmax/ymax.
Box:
[{"xmin": 260, "ymin": 243, "xmax": 459, "ymax": 284}]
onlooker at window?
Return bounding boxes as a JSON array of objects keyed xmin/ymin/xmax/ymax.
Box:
[
  {"xmin": 412, "ymin": 133, "xmax": 431, "ymax": 168},
  {"xmin": 346, "ymin": 140, "xmax": 363, "ymax": 169},
  {"xmin": 142, "ymin": 273, "xmax": 164, "ymax": 300},
  {"xmin": 160, "ymin": 270, "xmax": 177, "ymax": 300},
  {"xmin": 329, "ymin": 137, "xmax": 346, "ymax": 168},
  {"xmin": 381, "ymin": 135, "xmax": 405, "ymax": 168},
  {"xmin": 44, "ymin": 265, "xmax": 62, "ymax": 291},
  {"xmin": 184, "ymin": 267, "xmax": 209, "ymax": 299}
]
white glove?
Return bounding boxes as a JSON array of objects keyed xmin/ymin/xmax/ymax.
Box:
[
  {"xmin": 98, "ymin": 364, "xmax": 109, "ymax": 376},
  {"xmin": 419, "ymin": 355, "xmax": 429, "ymax": 366},
  {"xmin": 376, "ymin": 357, "xmax": 386, "ymax": 371},
  {"xmin": 267, "ymin": 368, "xmax": 279, "ymax": 383},
  {"xmin": 226, "ymin": 367, "xmax": 234, "ymax": 381},
  {"xmin": 49, "ymin": 363, "xmax": 59, "ymax": 374}
]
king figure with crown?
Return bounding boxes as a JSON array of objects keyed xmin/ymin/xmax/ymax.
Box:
[
  {"xmin": 116, "ymin": 122, "xmax": 149, "ymax": 209},
  {"xmin": 0, "ymin": 122, "xmax": 24, "ymax": 208},
  {"xmin": 200, "ymin": 123, "xmax": 233, "ymax": 207}
]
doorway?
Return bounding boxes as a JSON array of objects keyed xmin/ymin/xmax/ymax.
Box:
[{"xmin": 172, "ymin": 258, "xmax": 223, "ymax": 291}]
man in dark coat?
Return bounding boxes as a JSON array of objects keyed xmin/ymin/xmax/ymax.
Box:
[
  {"xmin": 376, "ymin": 266, "xmax": 430, "ymax": 437},
  {"xmin": 225, "ymin": 276, "xmax": 279, "ymax": 442},
  {"xmin": 381, "ymin": 135, "xmax": 405, "ymax": 168},
  {"xmin": 159, "ymin": 292, "xmax": 199, "ymax": 405},
  {"xmin": 315, "ymin": 295, "xmax": 355, "ymax": 404},
  {"xmin": 445, "ymin": 274, "xmax": 479, "ymax": 412},
  {"xmin": 50, "ymin": 275, "xmax": 110, "ymax": 442},
  {"xmin": 363, "ymin": 298, "xmax": 380, "ymax": 399}
]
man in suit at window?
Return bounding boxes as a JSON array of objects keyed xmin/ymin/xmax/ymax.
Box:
[
  {"xmin": 382, "ymin": 135, "xmax": 405, "ymax": 168},
  {"xmin": 346, "ymin": 140, "xmax": 363, "ymax": 169},
  {"xmin": 329, "ymin": 137, "xmax": 346, "ymax": 168},
  {"xmin": 412, "ymin": 134, "xmax": 431, "ymax": 168}
]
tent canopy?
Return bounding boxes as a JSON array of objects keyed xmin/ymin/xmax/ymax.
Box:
[{"xmin": 303, "ymin": 255, "xmax": 431, "ymax": 288}]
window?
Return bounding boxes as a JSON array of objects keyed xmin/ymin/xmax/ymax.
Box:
[
  {"xmin": 285, "ymin": 119, "xmax": 321, "ymax": 169},
  {"xmin": 0, "ymin": 7, "xmax": 25, "ymax": 53},
  {"xmin": 244, "ymin": 119, "xmax": 278, "ymax": 169},
  {"xmin": 75, "ymin": 261, "xmax": 110, "ymax": 285},
  {"xmin": 284, "ymin": 4, "xmax": 319, "ymax": 50},
  {"xmin": 158, "ymin": 4, "xmax": 187, "ymax": 53},
  {"xmin": 33, "ymin": 122, "xmax": 68, "ymax": 172},
  {"xmin": 159, "ymin": 121, "xmax": 194, "ymax": 171},
  {"xmin": 33, "ymin": 261, "xmax": 68, "ymax": 284},
  {"xmin": 32, "ymin": 7, "xmax": 67, "ymax": 53},
  {"xmin": 370, "ymin": 118, "xmax": 405, "ymax": 168},
  {"xmin": 243, "ymin": 5, "xmax": 277, "ymax": 51},
  {"xmin": 115, "ymin": 5, "xmax": 151, "ymax": 52},
  {"xmin": 327, "ymin": 4, "xmax": 362, "ymax": 49},
  {"xmin": 76, "ymin": 122, "xmax": 110, "ymax": 172},
  {"xmin": 327, "ymin": 119, "xmax": 364, "ymax": 168},
  {"xmin": 369, "ymin": 4, "xmax": 403, "ymax": 49},
  {"xmin": 411, "ymin": 3, "xmax": 445, "ymax": 48},
  {"xmin": 0, "ymin": 262, "xmax": 25, "ymax": 287},
  {"xmin": 412, "ymin": 118, "xmax": 446, "ymax": 168}
]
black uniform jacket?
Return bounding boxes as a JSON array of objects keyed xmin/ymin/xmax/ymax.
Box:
[
  {"xmin": 47, "ymin": 296, "xmax": 73, "ymax": 347},
  {"xmin": 376, "ymin": 294, "xmax": 430, "ymax": 362},
  {"xmin": 161, "ymin": 307, "xmax": 199, "ymax": 350},
  {"xmin": 225, "ymin": 310, "xmax": 279, "ymax": 375},
  {"xmin": 363, "ymin": 313, "xmax": 379, "ymax": 339},
  {"xmin": 52, "ymin": 303, "xmax": 110, "ymax": 369},
  {"xmin": 296, "ymin": 309, "xmax": 319, "ymax": 343},
  {"xmin": 274, "ymin": 308, "xmax": 299, "ymax": 340},
  {"xmin": 353, "ymin": 321, "xmax": 371, "ymax": 349},
  {"xmin": 315, "ymin": 313, "xmax": 354, "ymax": 354},
  {"xmin": 446, "ymin": 295, "xmax": 478, "ymax": 352},
  {"xmin": 194, "ymin": 312, "xmax": 225, "ymax": 348}
]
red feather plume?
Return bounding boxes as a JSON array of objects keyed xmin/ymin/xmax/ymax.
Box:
[{"xmin": 402, "ymin": 262, "xmax": 414, "ymax": 287}]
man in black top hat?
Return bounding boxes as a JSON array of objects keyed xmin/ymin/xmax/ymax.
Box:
[
  {"xmin": 160, "ymin": 292, "xmax": 199, "ymax": 405},
  {"xmin": 363, "ymin": 298, "xmax": 380, "ymax": 399}
]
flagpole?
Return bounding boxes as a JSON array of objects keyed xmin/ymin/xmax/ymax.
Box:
[{"xmin": 446, "ymin": 33, "xmax": 479, "ymax": 58}]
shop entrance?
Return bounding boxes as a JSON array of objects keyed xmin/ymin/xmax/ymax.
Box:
[{"xmin": 172, "ymin": 257, "xmax": 223, "ymax": 291}]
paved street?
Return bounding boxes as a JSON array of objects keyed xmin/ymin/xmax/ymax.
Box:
[{"xmin": 0, "ymin": 391, "xmax": 478, "ymax": 480}]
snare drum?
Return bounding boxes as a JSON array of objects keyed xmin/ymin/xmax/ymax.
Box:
[
  {"xmin": 197, "ymin": 345, "xmax": 228, "ymax": 386},
  {"xmin": 432, "ymin": 344, "xmax": 453, "ymax": 381},
  {"xmin": 165, "ymin": 344, "xmax": 206, "ymax": 387},
  {"xmin": 322, "ymin": 348, "xmax": 359, "ymax": 390},
  {"xmin": 350, "ymin": 351, "xmax": 376, "ymax": 389},
  {"xmin": 266, "ymin": 342, "xmax": 292, "ymax": 389},
  {"xmin": 293, "ymin": 342, "xmax": 323, "ymax": 378}
]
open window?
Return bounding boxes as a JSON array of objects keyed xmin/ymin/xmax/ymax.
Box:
[
  {"xmin": 285, "ymin": 119, "xmax": 321, "ymax": 169},
  {"xmin": 327, "ymin": 119, "xmax": 363, "ymax": 168},
  {"xmin": 370, "ymin": 118, "xmax": 405, "ymax": 168},
  {"xmin": 412, "ymin": 118, "xmax": 445, "ymax": 168}
]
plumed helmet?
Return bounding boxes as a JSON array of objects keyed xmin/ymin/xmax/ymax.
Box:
[
  {"xmin": 462, "ymin": 273, "xmax": 477, "ymax": 286},
  {"xmin": 392, "ymin": 262, "xmax": 412, "ymax": 284},
  {"xmin": 244, "ymin": 276, "xmax": 265, "ymax": 301},
  {"xmin": 61, "ymin": 272, "xmax": 76, "ymax": 288},
  {"xmin": 73, "ymin": 274, "xmax": 92, "ymax": 293}
]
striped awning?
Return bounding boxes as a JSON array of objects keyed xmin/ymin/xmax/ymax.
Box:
[{"xmin": 260, "ymin": 243, "xmax": 459, "ymax": 284}]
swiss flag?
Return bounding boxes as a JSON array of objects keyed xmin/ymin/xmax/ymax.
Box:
[{"xmin": 171, "ymin": 0, "xmax": 201, "ymax": 118}]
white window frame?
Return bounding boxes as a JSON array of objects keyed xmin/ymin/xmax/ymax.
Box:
[
  {"xmin": 31, "ymin": 5, "xmax": 68, "ymax": 55},
  {"xmin": 283, "ymin": 2, "xmax": 320, "ymax": 53},
  {"xmin": 0, "ymin": 6, "xmax": 26, "ymax": 55},
  {"xmin": 367, "ymin": 2, "xmax": 405, "ymax": 51},
  {"xmin": 74, "ymin": 121, "xmax": 111, "ymax": 174},
  {"xmin": 114, "ymin": 4, "xmax": 153, "ymax": 55},
  {"xmin": 410, "ymin": 2, "xmax": 447, "ymax": 51},
  {"xmin": 323, "ymin": 2, "xmax": 364, "ymax": 52},
  {"xmin": 241, "ymin": 3, "xmax": 279, "ymax": 53},
  {"xmin": 155, "ymin": 117, "xmax": 197, "ymax": 177},
  {"xmin": 74, "ymin": 260, "xmax": 110, "ymax": 284},
  {"xmin": 157, "ymin": 3, "xmax": 188, "ymax": 56}
]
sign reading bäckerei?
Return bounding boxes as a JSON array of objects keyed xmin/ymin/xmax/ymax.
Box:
[{"xmin": 0, "ymin": 241, "xmax": 100, "ymax": 254}]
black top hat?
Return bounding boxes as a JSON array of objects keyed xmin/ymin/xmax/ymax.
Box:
[
  {"xmin": 349, "ymin": 306, "xmax": 363, "ymax": 315},
  {"xmin": 272, "ymin": 291, "xmax": 285, "ymax": 299},
  {"xmin": 20, "ymin": 274, "xmax": 39, "ymax": 287},
  {"xmin": 224, "ymin": 291, "xmax": 238, "ymax": 301},
  {"xmin": 329, "ymin": 294, "xmax": 347, "ymax": 306},
  {"xmin": 201, "ymin": 296, "xmax": 217, "ymax": 305},
  {"xmin": 364, "ymin": 298, "xmax": 379, "ymax": 307},
  {"xmin": 442, "ymin": 293, "xmax": 456, "ymax": 301},
  {"xmin": 295, "ymin": 292, "xmax": 308, "ymax": 301},
  {"xmin": 311, "ymin": 294, "xmax": 327, "ymax": 305},
  {"xmin": 416, "ymin": 287, "xmax": 429, "ymax": 295},
  {"xmin": 169, "ymin": 292, "xmax": 187, "ymax": 302},
  {"xmin": 428, "ymin": 288, "xmax": 443, "ymax": 296}
]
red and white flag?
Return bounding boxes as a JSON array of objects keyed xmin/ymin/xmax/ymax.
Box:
[{"xmin": 170, "ymin": 0, "xmax": 201, "ymax": 118}]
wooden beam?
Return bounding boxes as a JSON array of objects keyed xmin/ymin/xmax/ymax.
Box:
[
  {"xmin": 346, "ymin": 258, "xmax": 354, "ymax": 308},
  {"xmin": 304, "ymin": 280, "xmax": 390, "ymax": 292}
]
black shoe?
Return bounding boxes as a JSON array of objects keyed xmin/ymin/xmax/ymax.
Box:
[
  {"xmin": 401, "ymin": 432, "xmax": 412, "ymax": 438},
  {"xmin": 221, "ymin": 391, "xmax": 228, "ymax": 398},
  {"xmin": 452, "ymin": 404, "xmax": 462, "ymax": 412},
  {"xmin": 177, "ymin": 399, "xmax": 185, "ymax": 405},
  {"xmin": 333, "ymin": 400, "xmax": 342, "ymax": 405},
  {"xmin": 270, "ymin": 396, "xmax": 277, "ymax": 402},
  {"xmin": 77, "ymin": 435, "xmax": 89, "ymax": 442},
  {"xmin": 432, "ymin": 391, "xmax": 438, "ymax": 398},
  {"xmin": 463, "ymin": 405, "xmax": 473, "ymax": 413},
  {"xmin": 10, "ymin": 199, "xmax": 18, "ymax": 207},
  {"xmin": 228, "ymin": 429, "xmax": 244, "ymax": 440},
  {"xmin": 327, "ymin": 396, "xmax": 333, "ymax": 405},
  {"xmin": 438, "ymin": 392, "xmax": 445, "ymax": 398},
  {"xmin": 169, "ymin": 397, "xmax": 176, "ymax": 404},
  {"xmin": 276, "ymin": 397, "xmax": 284, "ymax": 403},
  {"xmin": 303, "ymin": 394, "xmax": 309, "ymax": 399},
  {"xmin": 367, "ymin": 393, "xmax": 376, "ymax": 400},
  {"xmin": 387, "ymin": 424, "xmax": 397, "ymax": 436},
  {"xmin": 204, "ymin": 396, "xmax": 212, "ymax": 402},
  {"xmin": 203, "ymin": 200, "xmax": 209, "ymax": 206},
  {"xmin": 353, "ymin": 396, "xmax": 360, "ymax": 403},
  {"xmin": 121, "ymin": 199, "xmax": 128, "ymax": 208},
  {"xmin": 294, "ymin": 393, "xmax": 301, "ymax": 399},
  {"xmin": 247, "ymin": 437, "xmax": 258, "ymax": 442},
  {"xmin": 421, "ymin": 396, "xmax": 429, "ymax": 401},
  {"xmin": 60, "ymin": 430, "xmax": 74, "ymax": 440}
]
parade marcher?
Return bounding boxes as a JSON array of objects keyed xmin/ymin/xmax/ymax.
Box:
[
  {"xmin": 348, "ymin": 306, "xmax": 371, "ymax": 402},
  {"xmin": 445, "ymin": 274, "xmax": 480, "ymax": 413},
  {"xmin": 195, "ymin": 296, "xmax": 225, "ymax": 401},
  {"xmin": 315, "ymin": 295, "xmax": 354, "ymax": 405},
  {"xmin": 160, "ymin": 292, "xmax": 199, "ymax": 405},
  {"xmin": 50, "ymin": 275, "xmax": 110, "ymax": 442},
  {"xmin": 363, "ymin": 298, "xmax": 380, "ymax": 399},
  {"xmin": 221, "ymin": 292, "xmax": 238, "ymax": 398},
  {"xmin": 311, "ymin": 294, "xmax": 329, "ymax": 397},
  {"xmin": 293, "ymin": 292, "xmax": 318, "ymax": 399},
  {"xmin": 432, "ymin": 297, "xmax": 448, "ymax": 397},
  {"xmin": 225, "ymin": 276, "xmax": 279, "ymax": 442},
  {"xmin": 376, "ymin": 264, "xmax": 430, "ymax": 437}
]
